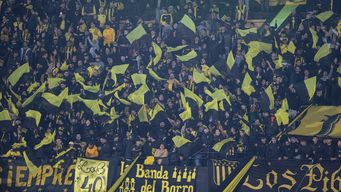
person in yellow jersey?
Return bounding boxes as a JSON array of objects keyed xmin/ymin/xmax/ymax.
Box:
[
  {"xmin": 97, "ymin": 7, "xmax": 107, "ymax": 28},
  {"xmin": 103, "ymin": 24, "xmax": 115, "ymax": 47},
  {"xmin": 89, "ymin": 22, "xmax": 102, "ymax": 41}
]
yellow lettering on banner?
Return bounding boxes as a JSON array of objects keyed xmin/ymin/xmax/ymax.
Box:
[
  {"xmin": 278, "ymin": 170, "xmax": 297, "ymax": 191},
  {"xmin": 161, "ymin": 181, "xmax": 194, "ymax": 192},
  {"xmin": 41, "ymin": 165, "xmax": 53, "ymax": 185},
  {"xmin": 64, "ymin": 164, "xmax": 75, "ymax": 185},
  {"xmin": 136, "ymin": 164, "xmax": 144, "ymax": 178},
  {"xmin": 323, "ymin": 177, "xmax": 329, "ymax": 192},
  {"xmin": 52, "ymin": 167, "xmax": 64, "ymax": 185},
  {"xmin": 243, "ymin": 175, "xmax": 263, "ymax": 190},
  {"xmin": 331, "ymin": 166, "xmax": 341, "ymax": 191},
  {"xmin": 301, "ymin": 164, "xmax": 324, "ymax": 191},
  {"xmin": 136, "ymin": 164, "xmax": 169, "ymax": 179},
  {"xmin": 27, "ymin": 166, "xmax": 42, "ymax": 187},
  {"xmin": 266, "ymin": 170, "xmax": 278, "ymax": 189},
  {"xmin": 15, "ymin": 166, "xmax": 27, "ymax": 187},
  {"xmin": 7, "ymin": 165, "xmax": 13, "ymax": 187}
]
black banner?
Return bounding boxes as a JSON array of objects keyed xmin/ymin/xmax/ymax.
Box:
[
  {"xmin": 0, "ymin": 158, "xmax": 76, "ymax": 192},
  {"xmin": 209, "ymin": 159, "xmax": 341, "ymax": 192},
  {"xmin": 117, "ymin": 161, "xmax": 197, "ymax": 192}
]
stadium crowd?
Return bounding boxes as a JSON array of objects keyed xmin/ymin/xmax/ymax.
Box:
[{"xmin": 0, "ymin": 0, "xmax": 341, "ymax": 167}]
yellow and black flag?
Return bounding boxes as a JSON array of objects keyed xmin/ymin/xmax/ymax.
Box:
[
  {"xmin": 126, "ymin": 24, "xmax": 147, "ymax": 44},
  {"xmin": 289, "ymin": 106, "xmax": 341, "ymax": 138},
  {"xmin": 260, "ymin": 85, "xmax": 275, "ymax": 111},
  {"xmin": 41, "ymin": 87, "xmax": 68, "ymax": 108},
  {"xmin": 241, "ymin": 72, "xmax": 255, "ymax": 96},
  {"xmin": 295, "ymin": 76, "xmax": 316, "ymax": 103},
  {"xmin": 176, "ymin": 50, "xmax": 199, "ymax": 67},
  {"xmin": 212, "ymin": 138, "xmax": 235, "ymax": 153},
  {"xmin": 8, "ymin": 63, "xmax": 30, "ymax": 86},
  {"xmin": 24, "ymin": 110, "xmax": 41, "ymax": 128},
  {"xmin": 172, "ymin": 135, "xmax": 192, "ymax": 148},
  {"xmin": 177, "ymin": 14, "xmax": 196, "ymax": 41},
  {"xmin": 0, "ymin": 109, "xmax": 12, "ymax": 127},
  {"xmin": 216, "ymin": 156, "xmax": 256, "ymax": 192}
]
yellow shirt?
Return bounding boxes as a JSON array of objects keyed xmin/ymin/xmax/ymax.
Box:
[
  {"xmin": 103, "ymin": 28, "xmax": 115, "ymax": 43},
  {"xmin": 97, "ymin": 14, "xmax": 106, "ymax": 27},
  {"xmin": 89, "ymin": 27, "xmax": 102, "ymax": 41}
]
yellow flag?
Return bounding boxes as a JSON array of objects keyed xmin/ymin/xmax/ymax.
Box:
[
  {"xmin": 172, "ymin": 136, "xmax": 191, "ymax": 148},
  {"xmin": 111, "ymin": 64, "xmax": 129, "ymax": 75},
  {"xmin": 131, "ymin": 73, "xmax": 147, "ymax": 86},
  {"xmin": 105, "ymin": 83, "xmax": 127, "ymax": 96},
  {"xmin": 211, "ymin": 89, "xmax": 227, "ymax": 101},
  {"xmin": 149, "ymin": 103, "xmax": 164, "ymax": 120},
  {"xmin": 305, "ymin": 76, "xmax": 317, "ymax": 100},
  {"xmin": 23, "ymin": 151, "xmax": 38, "ymax": 175},
  {"xmin": 275, "ymin": 54, "xmax": 283, "ymax": 69},
  {"xmin": 288, "ymin": 41, "xmax": 296, "ymax": 54},
  {"xmin": 338, "ymin": 77, "xmax": 341, "ymax": 88},
  {"xmin": 275, "ymin": 108, "xmax": 289, "ymax": 126},
  {"xmin": 236, "ymin": 28, "xmax": 257, "ymax": 37},
  {"xmin": 226, "ymin": 51, "xmax": 235, "ymax": 70},
  {"xmin": 245, "ymin": 53, "xmax": 254, "ymax": 71},
  {"xmin": 148, "ymin": 68, "xmax": 165, "ymax": 81},
  {"xmin": 83, "ymin": 83, "xmax": 100, "ymax": 93},
  {"xmin": 22, "ymin": 82, "xmax": 46, "ymax": 107},
  {"xmin": 282, "ymin": 98, "xmax": 289, "ymax": 111},
  {"xmin": 25, "ymin": 110, "xmax": 41, "ymax": 127},
  {"xmin": 314, "ymin": 43, "xmax": 330, "ymax": 62},
  {"xmin": 316, "ymin": 11, "xmax": 333, "ymax": 22},
  {"xmin": 74, "ymin": 73, "xmax": 85, "ymax": 83},
  {"xmin": 7, "ymin": 98, "xmax": 19, "ymax": 116},
  {"xmin": 309, "ymin": 28, "xmax": 318, "ymax": 48},
  {"xmin": 80, "ymin": 98, "xmax": 103, "ymax": 115},
  {"xmin": 265, "ymin": 85, "xmax": 275, "ymax": 110},
  {"xmin": 126, "ymin": 24, "xmax": 147, "ymax": 44},
  {"xmin": 27, "ymin": 82, "xmax": 38, "ymax": 93},
  {"xmin": 138, "ymin": 105, "xmax": 149, "ymax": 122},
  {"xmin": 34, "ymin": 130, "xmax": 56, "ymax": 150},
  {"xmin": 66, "ymin": 94, "xmax": 80, "ymax": 105},
  {"xmin": 47, "ymin": 77, "xmax": 65, "ymax": 89},
  {"xmin": 127, "ymin": 84, "xmax": 149, "ymax": 105},
  {"xmin": 209, "ymin": 65, "xmax": 222, "ymax": 77},
  {"xmin": 60, "ymin": 61, "xmax": 68, "ymax": 71},
  {"xmin": 193, "ymin": 68, "xmax": 210, "ymax": 84},
  {"xmin": 212, "ymin": 138, "xmax": 234, "ymax": 152},
  {"xmin": 114, "ymin": 92, "xmax": 131, "ymax": 105},
  {"xmin": 0, "ymin": 110, "xmax": 11, "ymax": 121},
  {"xmin": 179, "ymin": 104, "xmax": 192, "ymax": 121},
  {"xmin": 179, "ymin": 14, "xmax": 196, "ymax": 33},
  {"xmin": 205, "ymin": 98, "xmax": 219, "ymax": 112},
  {"xmin": 241, "ymin": 72, "xmax": 255, "ymax": 96},
  {"xmin": 166, "ymin": 45, "xmax": 188, "ymax": 53},
  {"xmin": 176, "ymin": 50, "xmax": 197, "ymax": 62},
  {"xmin": 152, "ymin": 42, "xmax": 162, "ymax": 65},
  {"xmin": 184, "ymin": 87, "xmax": 204, "ymax": 107},
  {"xmin": 247, "ymin": 41, "xmax": 272, "ymax": 54},
  {"xmin": 8, "ymin": 63, "xmax": 30, "ymax": 86},
  {"xmin": 41, "ymin": 87, "xmax": 68, "ymax": 107}
]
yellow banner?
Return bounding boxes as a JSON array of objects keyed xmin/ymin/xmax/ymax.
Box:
[{"xmin": 74, "ymin": 158, "xmax": 109, "ymax": 192}]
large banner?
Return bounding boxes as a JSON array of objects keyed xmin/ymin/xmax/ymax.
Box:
[
  {"xmin": 74, "ymin": 158, "xmax": 109, "ymax": 192},
  {"xmin": 209, "ymin": 159, "xmax": 341, "ymax": 192},
  {"xmin": 117, "ymin": 161, "xmax": 197, "ymax": 192},
  {"xmin": 0, "ymin": 158, "xmax": 76, "ymax": 192},
  {"xmin": 1, "ymin": 157, "xmax": 340, "ymax": 192}
]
